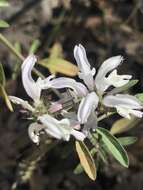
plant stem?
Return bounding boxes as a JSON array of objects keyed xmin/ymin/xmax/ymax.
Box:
[
  {"xmin": 97, "ymin": 112, "xmax": 115, "ymax": 122},
  {"xmin": 0, "ymin": 33, "xmax": 24, "ymax": 60}
]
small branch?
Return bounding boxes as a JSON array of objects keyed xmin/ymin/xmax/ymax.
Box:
[
  {"xmin": 97, "ymin": 112, "xmax": 115, "ymax": 122},
  {"xmin": 0, "ymin": 33, "xmax": 24, "ymax": 61}
]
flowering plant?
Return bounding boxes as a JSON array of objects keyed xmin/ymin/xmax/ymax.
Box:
[{"xmin": 9, "ymin": 44, "xmax": 143, "ymax": 181}]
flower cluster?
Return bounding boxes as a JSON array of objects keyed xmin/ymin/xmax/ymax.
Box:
[{"xmin": 10, "ymin": 44, "xmax": 143, "ymax": 145}]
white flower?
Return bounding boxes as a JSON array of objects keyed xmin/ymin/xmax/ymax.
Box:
[
  {"xmin": 95, "ymin": 57, "xmax": 132, "ymax": 94},
  {"xmin": 74, "ymin": 44, "xmax": 132, "ymax": 95},
  {"xmin": 103, "ymin": 94, "xmax": 143, "ymax": 119},
  {"xmin": 22, "ymin": 54, "xmax": 42, "ymax": 102},
  {"xmin": 39, "ymin": 45, "xmax": 132, "ymax": 129},
  {"xmin": 38, "ymin": 114, "xmax": 85, "ymax": 141}
]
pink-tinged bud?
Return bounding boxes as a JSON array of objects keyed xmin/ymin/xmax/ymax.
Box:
[{"xmin": 48, "ymin": 103, "xmax": 63, "ymax": 113}]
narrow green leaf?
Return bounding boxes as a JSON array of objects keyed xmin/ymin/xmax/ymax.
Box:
[
  {"xmin": 29, "ymin": 39, "xmax": 40, "ymax": 54},
  {"xmin": 96, "ymin": 127, "xmax": 129, "ymax": 167},
  {"xmin": 0, "ymin": 20, "xmax": 9, "ymax": 28},
  {"xmin": 110, "ymin": 117, "xmax": 140, "ymax": 135},
  {"xmin": 117, "ymin": 136, "xmax": 137, "ymax": 146},
  {"xmin": 74, "ymin": 163, "xmax": 83, "ymax": 174},
  {"xmin": 135, "ymin": 93, "xmax": 143, "ymax": 103},
  {"xmin": 108, "ymin": 80, "xmax": 138, "ymax": 95},
  {"xmin": 0, "ymin": 63, "xmax": 6, "ymax": 86},
  {"xmin": 75, "ymin": 141, "xmax": 97, "ymax": 180},
  {"xmin": 0, "ymin": 85, "xmax": 13, "ymax": 111}
]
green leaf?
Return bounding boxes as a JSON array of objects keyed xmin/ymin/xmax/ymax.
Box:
[
  {"xmin": 29, "ymin": 39, "xmax": 40, "ymax": 54},
  {"xmin": 0, "ymin": 85, "xmax": 13, "ymax": 111},
  {"xmin": 39, "ymin": 58, "xmax": 78, "ymax": 76},
  {"xmin": 0, "ymin": 20, "xmax": 9, "ymax": 28},
  {"xmin": 0, "ymin": 63, "xmax": 6, "ymax": 86},
  {"xmin": 108, "ymin": 80, "xmax": 138, "ymax": 95},
  {"xmin": 136, "ymin": 93, "xmax": 143, "ymax": 103},
  {"xmin": 110, "ymin": 117, "xmax": 140, "ymax": 135},
  {"xmin": 74, "ymin": 163, "xmax": 83, "ymax": 174},
  {"xmin": 96, "ymin": 127, "xmax": 129, "ymax": 167},
  {"xmin": 117, "ymin": 136, "xmax": 137, "ymax": 146},
  {"xmin": 75, "ymin": 141, "xmax": 97, "ymax": 180},
  {"xmin": 0, "ymin": 1, "xmax": 9, "ymax": 7}
]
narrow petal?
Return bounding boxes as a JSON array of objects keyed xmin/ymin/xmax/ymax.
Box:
[
  {"xmin": 116, "ymin": 106, "xmax": 131, "ymax": 119},
  {"xmin": 28, "ymin": 123, "xmax": 44, "ymax": 144},
  {"xmin": 9, "ymin": 96, "xmax": 35, "ymax": 112},
  {"xmin": 74, "ymin": 44, "xmax": 95, "ymax": 90},
  {"xmin": 38, "ymin": 114, "xmax": 71, "ymax": 141},
  {"xmin": 129, "ymin": 109, "xmax": 143, "ymax": 118},
  {"xmin": 40, "ymin": 77, "xmax": 88, "ymax": 97},
  {"xmin": 103, "ymin": 94, "xmax": 143, "ymax": 119},
  {"xmin": 95, "ymin": 56, "xmax": 123, "ymax": 93},
  {"xmin": 77, "ymin": 92, "xmax": 99, "ymax": 124},
  {"xmin": 106, "ymin": 70, "xmax": 132, "ymax": 87},
  {"xmin": 71, "ymin": 129, "xmax": 86, "ymax": 141},
  {"xmin": 103, "ymin": 94, "xmax": 143, "ymax": 109},
  {"xmin": 116, "ymin": 106, "xmax": 143, "ymax": 119},
  {"xmin": 74, "ymin": 44, "xmax": 91, "ymax": 72},
  {"xmin": 22, "ymin": 55, "xmax": 41, "ymax": 101}
]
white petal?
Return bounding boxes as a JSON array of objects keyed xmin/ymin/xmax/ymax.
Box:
[
  {"xmin": 9, "ymin": 96, "xmax": 35, "ymax": 112},
  {"xmin": 116, "ymin": 106, "xmax": 131, "ymax": 119},
  {"xmin": 106, "ymin": 70, "xmax": 132, "ymax": 87},
  {"xmin": 74, "ymin": 44, "xmax": 95, "ymax": 90},
  {"xmin": 22, "ymin": 55, "xmax": 42, "ymax": 101},
  {"xmin": 38, "ymin": 114, "xmax": 71, "ymax": 141},
  {"xmin": 103, "ymin": 94, "xmax": 143, "ymax": 119},
  {"xmin": 129, "ymin": 109, "xmax": 143, "ymax": 118},
  {"xmin": 28, "ymin": 123, "xmax": 44, "ymax": 144},
  {"xmin": 116, "ymin": 106, "xmax": 143, "ymax": 119},
  {"xmin": 77, "ymin": 92, "xmax": 99, "ymax": 124},
  {"xmin": 78, "ymin": 71, "xmax": 95, "ymax": 91},
  {"xmin": 40, "ymin": 77, "xmax": 88, "ymax": 97},
  {"xmin": 74, "ymin": 44, "xmax": 91, "ymax": 72},
  {"xmin": 71, "ymin": 129, "xmax": 86, "ymax": 141},
  {"xmin": 95, "ymin": 56, "xmax": 123, "ymax": 93},
  {"xmin": 103, "ymin": 94, "xmax": 143, "ymax": 109}
]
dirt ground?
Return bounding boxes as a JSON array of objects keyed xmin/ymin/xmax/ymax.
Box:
[{"xmin": 1, "ymin": 0, "xmax": 143, "ymax": 189}]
